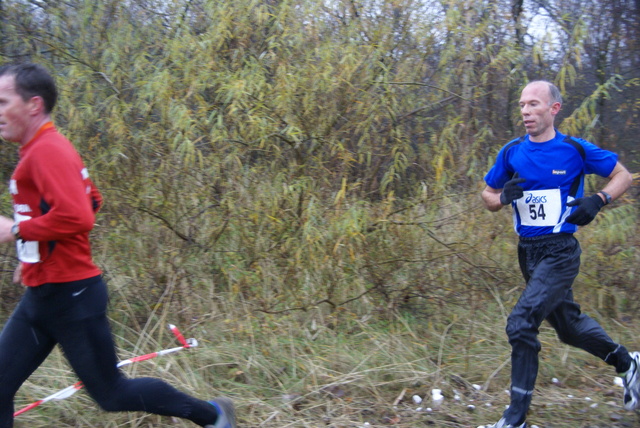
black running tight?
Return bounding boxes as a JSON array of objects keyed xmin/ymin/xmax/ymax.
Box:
[{"xmin": 0, "ymin": 276, "xmax": 217, "ymax": 427}]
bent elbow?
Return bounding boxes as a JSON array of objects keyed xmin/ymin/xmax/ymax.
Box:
[{"xmin": 481, "ymin": 190, "xmax": 503, "ymax": 212}]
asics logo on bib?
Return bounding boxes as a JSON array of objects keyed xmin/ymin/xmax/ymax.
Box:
[{"xmin": 525, "ymin": 194, "xmax": 547, "ymax": 204}]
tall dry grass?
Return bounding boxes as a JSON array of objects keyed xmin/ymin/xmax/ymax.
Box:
[{"xmin": 8, "ymin": 188, "xmax": 640, "ymax": 427}]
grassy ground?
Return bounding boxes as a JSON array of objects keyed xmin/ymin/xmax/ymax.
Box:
[
  {"xmin": 8, "ymin": 194, "xmax": 639, "ymax": 427},
  {"xmin": 11, "ymin": 298, "xmax": 640, "ymax": 428}
]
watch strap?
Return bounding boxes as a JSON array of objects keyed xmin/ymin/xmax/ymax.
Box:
[
  {"xmin": 600, "ymin": 191, "xmax": 612, "ymax": 205},
  {"xmin": 11, "ymin": 223, "xmax": 21, "ymax": 240}
]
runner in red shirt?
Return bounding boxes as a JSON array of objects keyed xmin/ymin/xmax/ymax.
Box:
[{"xmin": 0, "ymin": 63, "xmax": 235, "ymax": 428}]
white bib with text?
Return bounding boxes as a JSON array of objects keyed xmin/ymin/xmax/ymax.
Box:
[
  {"xmin": 14, "ymin": 213, "xmax": 40, "ymax": 263},
  {"xmin": 515, "ymin": 188, "xmax": 562, "ymax": 227}
]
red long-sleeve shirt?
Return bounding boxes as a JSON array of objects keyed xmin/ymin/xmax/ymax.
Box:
[{"xmin": 11, "ymin": 122, "xmax": 102, "ymax": 286}]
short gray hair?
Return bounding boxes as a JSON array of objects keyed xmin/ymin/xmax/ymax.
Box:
[{"xmin": 528, "ymin": 80, "xmax": 563, "ymax": 105}]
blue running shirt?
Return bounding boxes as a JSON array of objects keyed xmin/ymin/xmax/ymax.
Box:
[{"xmin": 484, "ymin": 131, "xmax": 617, "ymax": 237}]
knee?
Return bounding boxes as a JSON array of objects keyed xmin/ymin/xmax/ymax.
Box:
[
  {"xmin": 93, "ymin": 395, "xmax": 124, "ymax": 412},
  {"xmin": 506, "ymin": 316, "xmax": 523, "ymax": 340},
  {"xmin": 85, "ymin": 380, "xmax": 130, "ymax": 412},
  {"xmin": 0, "ymin": 392, "xmax": 14, "ymax": 413},
  {"xmin": 554, "ymin": 329, "xmax": 573, "ymax": 345},
  {"xmin": 553, "ymin": 316, "xmax": 598, "ymax": 347},
  {"xmin": 0, "ymin": 384, "xmax": 18, "ymax": 407},
  {"xmin": 506, "ymin": 314, "xmax": 540, "ymax": 350}
]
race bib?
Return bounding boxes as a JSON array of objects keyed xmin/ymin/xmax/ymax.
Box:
[
  {"xmin": 515, "ymin": 188, "xmax": 562, "ymax": 227},
  {"xmin": 14, "ymin": 213, "xmax": 40, "ymax": 263}
]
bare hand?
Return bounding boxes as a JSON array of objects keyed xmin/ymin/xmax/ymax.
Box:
[{"xmin": 0, "ymin": 216, "xmax": 16, "ymax": 243}]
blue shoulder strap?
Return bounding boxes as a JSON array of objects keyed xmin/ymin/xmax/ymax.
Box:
[{"xmin": 501, "ymin": 136, "xmax": 526, "ymax": 179}]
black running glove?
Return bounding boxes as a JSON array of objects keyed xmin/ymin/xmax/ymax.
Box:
[
  {"xmin": 499, "ymin": 173, "xmax": 526, "ymax": 205},
  {"xmin": 565, "ymin": 194, "xmax": 605, "ymax": 226}
]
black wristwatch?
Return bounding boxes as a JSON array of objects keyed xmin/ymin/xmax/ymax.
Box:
[
  {"xmin": 600, "ymin": 191, "xmax": 612, "ymax": 205},
  {"xmin": 11, "ymin": 223, "xmax": 21, "ymax": 240}
]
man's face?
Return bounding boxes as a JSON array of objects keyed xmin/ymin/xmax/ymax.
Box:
[
  {"xmin": 0, "ymin": 74, "xmax": 34, "ymax": 144},
  {"xmin": 519, "ymin": 82, "xmax": 560, "ymax": 140}
]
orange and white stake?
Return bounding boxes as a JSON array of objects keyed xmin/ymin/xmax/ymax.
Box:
[{"xmin": 14, "ymin": 324, "xmax": 198, "ymax": 417}]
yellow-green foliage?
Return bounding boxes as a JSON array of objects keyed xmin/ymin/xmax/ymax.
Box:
[
  {"xmin": 0, "ymin": 0, "xmax": 637, "ymax": 329},
  {"xmin": 0, "ymin": 0, "xmax": 637, "ymax": 336}
]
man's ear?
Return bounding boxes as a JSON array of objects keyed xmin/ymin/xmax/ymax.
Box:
[
  {"xmin": 550, "ymin": 101, "xmax": 562, "ymax": 115},
  {"xmin": 28, "ymin": 96, "xmax": 46, "ymax": 116}
]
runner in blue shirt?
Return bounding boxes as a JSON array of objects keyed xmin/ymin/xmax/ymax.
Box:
[{"xmin": 479, "ymin": 80, "xmax": 638, "ymax": 428}]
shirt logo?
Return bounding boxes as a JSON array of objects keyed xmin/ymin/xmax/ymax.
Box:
[
  {"xmin": 9, "ymin": 180, "xmax": 17, "ymax": 195},
  {"xmin": 552, "ymin": 170, "xmax": 566, "ymax": 175}
]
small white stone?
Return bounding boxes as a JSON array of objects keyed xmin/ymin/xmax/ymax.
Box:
[
  {"xmin": 472, "ymin": 384, "xmax": 482, "ymax": 390},
  {"xmin": 552, "ymin": 377, "xmax": 559, "ymax": 384},
  {"xmin": 412, "ymin": 395, "xmax": 423, "ymax": 404}
]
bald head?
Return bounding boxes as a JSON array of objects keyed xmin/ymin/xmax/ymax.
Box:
[
  {"xmin": 519, "ymin": 80, "xmax": 562, "ymax": 142},
  {"xmin": 525, "ymin": 80, "xmax": 562, "ymax": 106}
]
